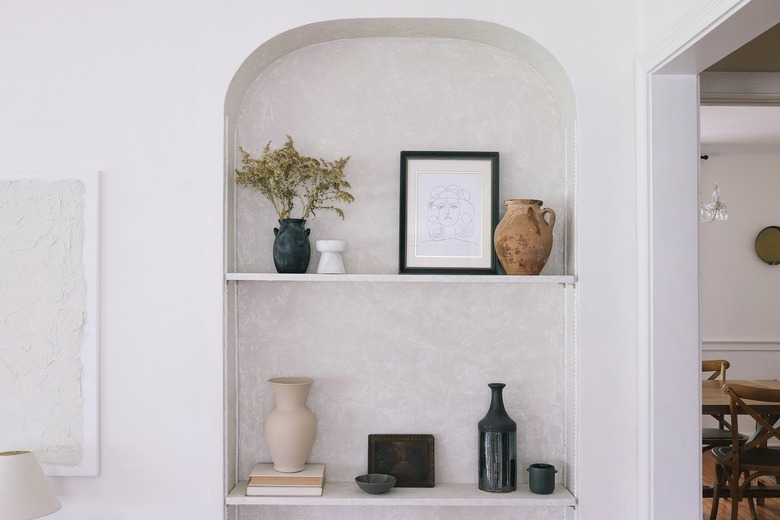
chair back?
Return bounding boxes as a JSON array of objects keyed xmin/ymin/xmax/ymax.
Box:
[
  {"xmin": 710, "ymin": 383, "xmax": 780, "ymax": 520},
  {"xmin": 702, "ymin": 359, "xmax": 730, "ymax": 381},
  {"xmin": 723, "ymin": 383, "xmax": 780, "ymax": 456}
]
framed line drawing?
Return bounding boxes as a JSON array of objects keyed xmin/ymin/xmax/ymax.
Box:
[
  {"xmin": 368, "ymin": 434, "xmax": 435, "ymax": 487},
  {"xmin": 0, "ymin": 171, "xmax": 100, "ymax": 476},
  {"xmin": 400, "ymin": 151, "xmax": 499, "ymax": 274}
]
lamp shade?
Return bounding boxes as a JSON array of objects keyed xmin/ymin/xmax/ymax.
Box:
[{"xmin": 0, "ymin": 451, "xmax": 61, "ymax": 520}]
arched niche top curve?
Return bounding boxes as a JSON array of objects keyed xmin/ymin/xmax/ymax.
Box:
[
  {"xmin": 224, "ymin": 17, "xmax": 577, "ymax": 277},
  {"xmin": 225, "ymin": 18, "xmax": 576, "ymax": 128}
]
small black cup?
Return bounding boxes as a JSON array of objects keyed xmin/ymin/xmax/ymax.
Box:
[{"xmin": 527, "ymin": 463, "xmax": 557, "ymax": 494}]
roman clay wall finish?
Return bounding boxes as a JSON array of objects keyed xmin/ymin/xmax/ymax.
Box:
[{"xmin": 225, "ymin": 19, "xmax": 577, "ymax": 520}]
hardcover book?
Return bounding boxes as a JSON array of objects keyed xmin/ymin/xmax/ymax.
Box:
[
  {"xmin": 248, "ymin": 463, "xmax": 325, "ymax": 487},
  {"xmin": 245, "ymin": 484, "xmax": 324, "ymax": 496}
]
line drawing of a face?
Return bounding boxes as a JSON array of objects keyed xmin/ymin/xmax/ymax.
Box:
[
  {"xmin": 426, "ymin": 185, "xmax": 475, "ymax": 241},
  {"xmin": 430, "ymin": 196, "xmax": 461, "ymax": 227}
]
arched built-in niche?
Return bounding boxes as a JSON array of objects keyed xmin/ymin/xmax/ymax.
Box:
[
  {"xmin": 225, "ymin": 18, "xmax": 576, "ymax": 275},
  {"xmin": 224, "ymin": 19, "xmax": 578, "ymax": 519}
]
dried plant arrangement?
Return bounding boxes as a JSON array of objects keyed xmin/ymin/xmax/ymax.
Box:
[{"xmin": 235, "ymin": 136, "xmax": 354, "ymax": 220}]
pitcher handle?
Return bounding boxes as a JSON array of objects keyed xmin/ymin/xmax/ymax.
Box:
[{"xmin": 541, "ymin": 207, "xmax": 556, "ymax": 228}]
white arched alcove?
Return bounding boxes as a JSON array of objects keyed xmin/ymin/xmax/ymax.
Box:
[
  {"xmin": 225, "ymin": 18, "xmax": 576, "ymax": 274},
  {"xmin": 224, "ymin": 19, "xmax": 578, "ymax": 520}
]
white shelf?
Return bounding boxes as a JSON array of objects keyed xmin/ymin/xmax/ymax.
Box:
[
  {"xmin": 226, "ymin": 273, "xmax": 576, "ymax": 284},
  {"xmin": 226, "ymin": 481, "xmax": 576, "ymax": 507}
]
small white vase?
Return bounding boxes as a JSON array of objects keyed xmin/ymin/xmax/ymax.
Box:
[
  {"xmin": 264, "ymin": 377, "xmax": 317, "ymax": 473},
  {"xmin": 315, "ymin": 240, "xmax": 346, "ymax": 274}
]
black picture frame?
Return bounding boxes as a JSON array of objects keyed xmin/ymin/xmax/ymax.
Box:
[
  {"xmin": 367, "ymin": 434, "xmax": 435, "ymax": 488},
  {"xmin": 400, "ymin": 151, "xmax": 499, "ymax": 274}
]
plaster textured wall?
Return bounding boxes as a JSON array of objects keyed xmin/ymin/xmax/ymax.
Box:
[
  {"xmin": 0, "ymin": 180, "xmax": 86, "ymax": 465},
  {"xmin": 234, "ymin": 38, "xmax": 567, "ymax": 275},
  {"xmin": 237, "ymin": 282, "xmax": 566, "ymax": 483},
  {"xmin": 232, "ymin": 37, "xmax": 569, "ymax": 501},
  {"xmin": 231, "ymin": 36, "xmax": 570, "ymax": 520}
]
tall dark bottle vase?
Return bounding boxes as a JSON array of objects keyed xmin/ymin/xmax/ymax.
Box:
[
  {"xmin": 273, "ymin": 219, "xmax": 311, "ymax": 273},
  {"xmin": 478, "ymin": 383, "xmax": 517, "ymax": 492}
]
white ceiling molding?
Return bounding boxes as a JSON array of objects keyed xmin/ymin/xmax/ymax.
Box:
[{"xmin": 701, "ymin": 71, "xmax": 780, "ymax": 105}]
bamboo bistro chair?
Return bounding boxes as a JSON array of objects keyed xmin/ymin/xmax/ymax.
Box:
[
  {"xmin": 710, "ymin": 383, "xmax": 780, "ymax": 520},
  {"xmin": 702, "ymin": 360, "xmax": 747, "ymax": 453}
]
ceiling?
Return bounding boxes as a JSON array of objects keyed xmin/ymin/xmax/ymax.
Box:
[
  {"xmin": 707, "ymin": 23, "xmax": 780, "ymax": 72},
  {"xmin": 700, "ymin": 23, "xmax": 780, "ymax": 148}
]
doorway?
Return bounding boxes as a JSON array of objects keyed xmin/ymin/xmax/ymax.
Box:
[{"xmin": 639, "ymin": 1, "xmax": 780, "ymax": 519}]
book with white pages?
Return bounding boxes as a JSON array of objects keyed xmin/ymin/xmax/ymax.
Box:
[
  {"xmin": 247, "ymin": 463, "xmax": 325, "ymax": 487},
  {"xmin": 245, "ymin": 484, "xmax": 324, "ymax": 496}
]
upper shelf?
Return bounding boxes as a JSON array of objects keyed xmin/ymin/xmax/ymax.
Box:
[
  {"xmin": 226, "ymin": 481, "xmax": 576, "ymax": 507},
  {"xmin": 225, "ymin": 273, "xmax": 576, "ymax": 284}
]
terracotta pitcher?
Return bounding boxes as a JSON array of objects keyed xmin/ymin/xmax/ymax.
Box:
[{"xmin": 493, "ymin": 199, "xmax": 555, "ymax": 275}]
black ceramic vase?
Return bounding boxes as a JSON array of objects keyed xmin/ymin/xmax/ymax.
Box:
[
  {"xmin": 478, "ymin": 383, "xmax": 517, "ymax": 492},
  {"xmin": 272, "ymin": 219, "xmax": 311, "ymax": 273}
]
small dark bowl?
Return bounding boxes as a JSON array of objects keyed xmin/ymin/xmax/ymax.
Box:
[{"xmin": 355, "ymin": 473, "xmax": 397, "ymax": 494}]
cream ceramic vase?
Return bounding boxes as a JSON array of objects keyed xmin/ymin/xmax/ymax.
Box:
[
  {"xmin": 264, "ymin": 377, "xmax": 317, "ymax": 473},
  {"xmin": 493, "ymin": 199, "xmax": 556, "ymax": 275}
]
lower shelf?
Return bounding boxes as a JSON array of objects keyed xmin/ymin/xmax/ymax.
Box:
[{"xmin": 226, "ymin": 481, "xmax": 576, "ymax": 507}]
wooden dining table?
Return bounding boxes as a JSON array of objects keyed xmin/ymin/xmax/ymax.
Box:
[
  {"xmin": 702, "ymin": 379, "xmax": 780, "ymax": 415},
  {"xmin": 702, "ymin": 379, "xmax": 780, "ymax": 500}
]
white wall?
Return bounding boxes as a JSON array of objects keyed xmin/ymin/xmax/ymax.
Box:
[
  {"xmin": 0, "ymin": 2, "xmax": 225, "ymax": 519},
  {"xmin": 700, "ymin": 153, "xmax": 780, "ymax": 384},
  {"xmin": 0, "ymin": 1, "xmax": 640, "ymax": 519},
  {"xmin": 638, "ymin": 0, "xmax": 701, "ymax": 46}
]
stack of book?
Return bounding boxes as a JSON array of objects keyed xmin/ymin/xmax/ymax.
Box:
[{"xmin": 245, "ymin": 463, "xmax": 326, "ymax": 496}]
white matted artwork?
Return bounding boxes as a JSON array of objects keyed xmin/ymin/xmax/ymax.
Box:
[
  {"xmin": 400, "ymin": 152, "xmax": 499, "ymax": 274},
  {"xmin": 0, "ymin": 171, "xmax": 100, "ymax": 476}
]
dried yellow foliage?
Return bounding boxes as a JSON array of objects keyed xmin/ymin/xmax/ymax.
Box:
[{"xmin": 235, "ymin": 136, "xmax": 354, "ymax": 220}]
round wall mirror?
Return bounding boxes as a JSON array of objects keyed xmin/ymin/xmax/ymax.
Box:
[{"xmin": 755, "ymin": 226, "xmax": 780, "ymax": 265}]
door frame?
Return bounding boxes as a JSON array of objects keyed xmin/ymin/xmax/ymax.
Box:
[{"xmin": 637, "ymin": 1, "xmax": 780, "ymax": 518}]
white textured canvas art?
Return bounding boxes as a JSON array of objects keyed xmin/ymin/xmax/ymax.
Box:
[{"xmin": 0, "ymin": 171, "xmax": 99, "ymax": 476}]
